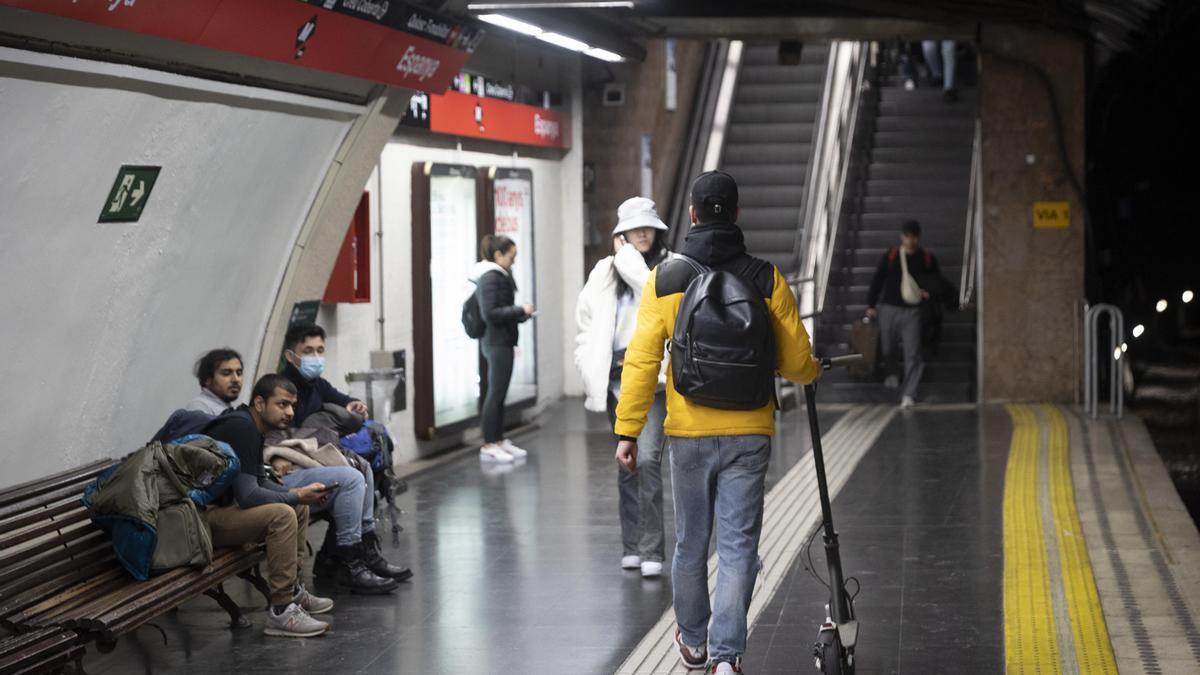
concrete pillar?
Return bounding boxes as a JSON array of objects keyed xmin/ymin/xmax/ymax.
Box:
[
  {"xmin": 255, "ymin": 86, "xmax": 411, "ymax": 380},
  {"xmin": 979, "ymin": 24, "xmax": 1086, "ymax": 402}
]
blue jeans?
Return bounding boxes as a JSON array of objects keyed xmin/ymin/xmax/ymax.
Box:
[
  {"xmin": 282, "ymin": 464, "xmax": 375, "ymax": 546},
  {"xmin": 609, "ymin": 390, "xmax": 667, "ymax": 562},
  {"xmin": 669, "ymin": 435, "xmax": 772, "ymax": 661}
]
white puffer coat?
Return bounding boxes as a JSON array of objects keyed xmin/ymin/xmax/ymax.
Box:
[{"xmin": 574, "ymin": 244, "xmax": 669, "ymax": 412}]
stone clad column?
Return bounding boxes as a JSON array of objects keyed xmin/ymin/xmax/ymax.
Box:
[{"xmin": 979, "ymin": 24, "xmax": 1086, "ymax": 402}]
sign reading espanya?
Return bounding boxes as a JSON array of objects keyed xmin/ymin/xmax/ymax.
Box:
[{"xmin": 0, "ymin": 0, "xmax": 482, "ymax": 93}]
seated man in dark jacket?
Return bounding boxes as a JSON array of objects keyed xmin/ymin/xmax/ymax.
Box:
[
  {"xmin": 203, "ymin": 374, "xmax": 333, "ymax": 638},
  {"xmin": 865, "ymin": 219, "xmax": 943, "ymax": 409},
  {"xmin": 280, "ymin": 323, "xmax": 411, "ymax": 589},
  {"xmin": 281, "ymin": 323, "xmax": 368, "ymax": 426}
]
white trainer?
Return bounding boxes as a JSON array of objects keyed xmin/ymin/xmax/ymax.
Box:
[
  {"xmin": 263, "ymin": 603, "xmax": 328, "ymax": 638},
  {"xmin": 499, "ymin": 439, "xmax": 528, "ymax": 458},
  {"xmin": 900, "ymin": 395, "xmax": 915, "ymax": 410},
  {"xmin": 621, "ymin": 555, "xmax": 641, "ymax": 570},
  {"xmin": 480, "ymin": 443, "xmax": 514, "ymax": 462},
  {"xmin": 641, "ymin": 560, "xmax": 663, "ymax": 578},
  {"xmin": 292, "ymin": 583, "xmax": 334, "ymax": 615}
]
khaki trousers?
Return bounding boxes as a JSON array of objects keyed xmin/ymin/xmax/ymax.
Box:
[{"xmin": 207, "ymin": 502, "xmax": 309, "ymax": 605}]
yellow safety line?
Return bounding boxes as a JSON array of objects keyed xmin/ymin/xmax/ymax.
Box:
[
  {"xmin": 1004, "ymin": 404, "xmax": 1061, "ymax": 674},
  {"xmin": 1043, "ymin": 405, "xmax": 1119, "ymax": 675}
]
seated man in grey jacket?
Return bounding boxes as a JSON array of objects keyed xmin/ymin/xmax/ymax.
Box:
[{"xmin": 185, "ymin": 348, "xmax": 244, "ymax": 416}]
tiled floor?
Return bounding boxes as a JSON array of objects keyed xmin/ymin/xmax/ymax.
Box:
[
  {"xmin": 84, "ymin": 401, "xmax": 839, "ymax": 674},
  {"xmin": 82, "ymin": 402, "xmax": 1011, "ymax": 675}
]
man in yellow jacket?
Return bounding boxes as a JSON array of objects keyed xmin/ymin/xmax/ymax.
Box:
[{"xmin": 615, "ymin": 171, "xmax": 820, "ymax": 675}]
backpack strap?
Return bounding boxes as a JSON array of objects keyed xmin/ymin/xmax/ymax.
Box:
[
  {"xmin": 887, "ymin": 247, "xmax": 898, "ymax": 264},
  {"xmin": 673, "ymin": 254, "xmax": 710, "ymax": 277}
]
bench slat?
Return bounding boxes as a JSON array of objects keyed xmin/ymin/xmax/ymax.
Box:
[
  {"xmin": 0, "ymin": 459, "xmax": 116, "ymax": 509},
  {"xmin": 0, "ymin": 628, "xmax": 80, "ymax": 674},
  {"xmin": 0, "ymin": 523, "xmax": 103, "ymax": 577},
  {"xmin": 0, "ymin": 550, "xmax": 116, "ymax": 623},
  {"xmin": 0, "ymin": 499, "xmax": 88, "ymax": 539}
]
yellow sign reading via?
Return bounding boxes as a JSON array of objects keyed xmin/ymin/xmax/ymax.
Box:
[{"xmin": 1033, "ymin": 201, "xmax": 1071, "ymax": 229}]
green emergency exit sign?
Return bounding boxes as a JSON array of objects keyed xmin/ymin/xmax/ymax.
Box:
[{"xmin": 99, "ymin": 165, "xmax": 160, "ymax": 222}]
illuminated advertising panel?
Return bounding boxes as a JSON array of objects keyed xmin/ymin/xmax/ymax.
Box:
[{"xmin": 490, "ymin": 168, "xmax": 537, "ymax": 406}]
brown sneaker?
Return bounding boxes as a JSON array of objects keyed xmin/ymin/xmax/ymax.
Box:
[{"xmin": 675, "ymin": 626, "xmax": 708, "ymax": 671}]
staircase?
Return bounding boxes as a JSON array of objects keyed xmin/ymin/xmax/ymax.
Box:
[
  {"xmin": 817, "ymin": 63, "xmax": 978, "ymax": 403},
  {"xmin": 720, "ymin": 42, "xmax": 828, "ymax": 276}
]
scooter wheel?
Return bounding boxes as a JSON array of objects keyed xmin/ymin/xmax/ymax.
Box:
[{"xmin": 818, "ymin": 636, "xmax": 843, "ymax": 675}]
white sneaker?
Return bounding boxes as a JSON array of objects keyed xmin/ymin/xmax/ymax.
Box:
[
  {"xmin": 641, "ymin": 560, "xmax": 663, "ymax": 578},
  {"xmin": 263, "ymin": 603, "xmax": 328, "ymax": 638},
  {"xmin": 292, "ymin": 583, "xmax": 334, "ymax": 615},
  {"xmin": 621, "ymin": 555, "xmax": 641, "ymax": 570},
  {"xmin": 499, "ymin": 439, "xmax": 528, "ymax": 458},
  {"xmin": 900, "ymin": 395, "xmax": 915, "ymax": 409},
  {"xmin": 480, "ymin": 443, "xmax": 514, "ymax": 462}
]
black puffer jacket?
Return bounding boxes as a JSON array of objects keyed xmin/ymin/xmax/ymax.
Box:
[{"xmin": 473, "ymin": 262, "xmax": 528, "ymax": 346}]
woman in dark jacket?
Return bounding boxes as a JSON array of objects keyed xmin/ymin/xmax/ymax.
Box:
[{"xmin": 470, "ymin": 234, "xmax": 535, "ymax": 462}]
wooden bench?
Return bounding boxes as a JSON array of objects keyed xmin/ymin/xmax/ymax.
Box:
[
  {"xmin": 0, "ymin": 458, "xmax": 271, "ymax": 670},
  {"xmin": 0, "ymin": 627, "xmax": 83, "ymax": 675}
]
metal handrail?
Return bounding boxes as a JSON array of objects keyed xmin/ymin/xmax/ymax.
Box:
[
  {"xmin": 959, "ymin": 118, "xmax": 982, "ymax": 309},
  {"xmin": 792, "ymin": 41, "xmax": 871, "ymax": 325},
  {"xmin": 1084, "ymin": 303, "xmax": 1124, "ymax": 418}
]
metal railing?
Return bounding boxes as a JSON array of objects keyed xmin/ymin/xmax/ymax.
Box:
[
  {"xmin": 667, "ymin": 40, "xmax": 732, "ymax": 246},
  {"xmin": 791, "ymin": 41, "xmax": 871, "ymax": 323},
  {"xmin": 959, "ymin": 118, "xmax": 982, "ymax": 309},
  {"xmin": 1084, "ymin": 303, "xmax": 1124, "ymax": 418}
]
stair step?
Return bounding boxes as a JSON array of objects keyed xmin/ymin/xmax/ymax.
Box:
[
  {"xmin": 720, "ymin": 163, "xmax": 808, "ymax": 184},
  {"xmin": 872, "ymin": 147, "xmax": 972, "ymax": 163},
  {"xmin": 741, "ymin": 43, "xmax": 828, "ymax": 67},
  {"xmin": 723, "ymin": 142, "xmax": 812, "ymax": 165},
  {"xmin": 738, "ymin": 63, "xmax": 827, "ymax": 84},
  {"xmin": 856, "ymin": 214, "xmax": 967, "ymax": 233},
  {"xmin": 736, "ymin": 206, "xmax": 803, "ymax": 229},
  {"xmin": 873, "ymin": 130, "xmax": 974, "ymax": 148},
  {"xmin": 868, "ymin": 163, "xmax": 968, "ymax": 181},
  {"xmin": 730, "ymin": 102, "xmax": 818, "ymax": 124},
  {"xmin": 727, "ymin": 122, "xmax": 815, "ymax": 145},
  {"xmin": 736, "ymin": 82, "xmax": 824, "ymax": 104},
  {"xmin": 861, "ymin": 195, "xmax": 967, "ymax": 212},
  {"xmin": 737, "ymin": 184, "xmax": 806, "ymax": 208},
  {"xmin": 865, "ymin": 179, "xmax": 970, "ymax": 197},
  {"xmin": 743, "ymin": 228, "xmax": 801, "ymax": 254},
  {"xmin": 876, "ymin": 117, "xmax": 975, "ymax": 133}
]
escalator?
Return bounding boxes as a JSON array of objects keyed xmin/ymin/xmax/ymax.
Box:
[
  {"xmin": 718, "ymin": 41, "xmax": 828, "ymax": 276},
  {"xmin": 817, "ymin": 54, "xmax": 979, "ymax": 403}
]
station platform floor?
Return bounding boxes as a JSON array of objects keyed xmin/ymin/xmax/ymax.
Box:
[{"xmin": 82, "ymin": 398, "xmax": 1200, "ymax": 674}]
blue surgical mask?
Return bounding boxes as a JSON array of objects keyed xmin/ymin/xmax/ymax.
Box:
[{"xmin": 298, "ymin": 355, "xmax": 325, "ymax": 380}]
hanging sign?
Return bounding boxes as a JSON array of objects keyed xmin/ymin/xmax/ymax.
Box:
[
  {"xmin": 0, "ymin": 0, "xmax": 480, "ymax": 93},
  {"xmin": 425, "ymin": 91, "xmax": 570, "ymax": 149}
]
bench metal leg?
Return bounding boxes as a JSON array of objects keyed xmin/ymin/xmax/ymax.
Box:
[
  {"xmin": 237, "ymin": 566, "xmax": 272, "ymax": 610},
  {"xmin": 203, "ymin": 584, "xmax": 251, "ymax": 630}
]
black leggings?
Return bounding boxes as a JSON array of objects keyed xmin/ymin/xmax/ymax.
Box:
[{"xmin": 481, "ymin": 344, "xmax": 514, "ymax": 443}]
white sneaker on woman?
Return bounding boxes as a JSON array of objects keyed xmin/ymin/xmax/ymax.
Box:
[
  {"xmin": 499, "ymin": 439, "xmax": 528, "ymax": 458},
  {"xmin": 621, "ymin": 555, "xmax": 642, "ymax": 570},
  {"xmin": 480, "ymin": 443, "xmax": 514, "ymax": 462}
]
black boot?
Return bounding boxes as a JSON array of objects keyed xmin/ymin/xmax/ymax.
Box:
[
  {"xmin": 362, "ymin": 530, "xmax": 413, "ymax": 582},
  {"xmin": 312, "ymin": 524, "xmax": 338, "ymax": 578},
  {"xmin": 335, "ymin": 544, "xmax": 399, "ymax": 594}
]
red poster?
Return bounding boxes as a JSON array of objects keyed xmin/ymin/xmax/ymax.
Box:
[
  {"xmin": 0, "ymin": 0, "xmax": 472, "ymax": 93},
  {"xmin": 430, "ymin": 91, "xmax": 569, "ymax": 149}
]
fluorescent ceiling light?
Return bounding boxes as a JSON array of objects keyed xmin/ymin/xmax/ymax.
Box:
[
  {"xmin": 536, "ymin": 31, "xmax": 590, "ymax": 52},
  {"xmin": 1156, "ymin": 299, "xmax": 1168, "ymax": 313},
  {"xmin": 477, "ymin": 13, "xmax": 628, "ymax": 62},
  {"xmin": 1132, "ymin": 323, "xmax": 1145, "ymax": 338},
  {"xmin": 470, "ymin": 2, "xmax": 634, "ymax": 9},
  {"xmin": 477, "ymin": 13, "xmax": 543, "ymax": 36},
  {"xmin": 585, "ymin": 47, "xmax": 625, "ymax": 62}
]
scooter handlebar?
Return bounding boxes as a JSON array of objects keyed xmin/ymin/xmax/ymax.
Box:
[{"xmin": 820, "ymin": 354, "xmax": 864, "ymax": 370}]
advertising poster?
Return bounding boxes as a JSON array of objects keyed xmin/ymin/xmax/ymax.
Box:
[
  {"xmin": 428, "ymin": 166, "xmax": 480, "ymax": 428},
  {"xmin": 492, "ymin": 169, "xmax": 537, "ymax": 406}
]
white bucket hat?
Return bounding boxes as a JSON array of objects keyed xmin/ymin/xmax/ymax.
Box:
[{"xmin": 612, "ymin": 196, "xmax": 668, "ymax": 236}]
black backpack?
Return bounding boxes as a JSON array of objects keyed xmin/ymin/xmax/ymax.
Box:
[
  {"xmin": 461, "ymin": 287, "xmax": 486, "ymax": 339},
  {"xmin": 670, "ymin": 255, "xmax": 776, "ymax": 410}
]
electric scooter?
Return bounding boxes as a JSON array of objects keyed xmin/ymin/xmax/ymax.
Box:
[{"xmin": 805, "ymin": 354, "xmax": 863, "ymax": 675}]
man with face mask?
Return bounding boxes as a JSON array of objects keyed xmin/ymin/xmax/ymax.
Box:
[{"xmin": 281, "ymin": 324, "xmax": 368, "ymax": 426}]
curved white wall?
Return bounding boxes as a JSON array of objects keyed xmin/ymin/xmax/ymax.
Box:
[{"xmin": 0, "ymin": 49, "xmax": 356, "ymax": 487}]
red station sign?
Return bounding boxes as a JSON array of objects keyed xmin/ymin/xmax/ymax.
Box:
[
  {"xmin": 430, "ymin": 91, "xmax": 569, "ymax": 149},
  {"xmin": 0, "ymin": 0, "xmax": 481, "ymax": 94}
]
